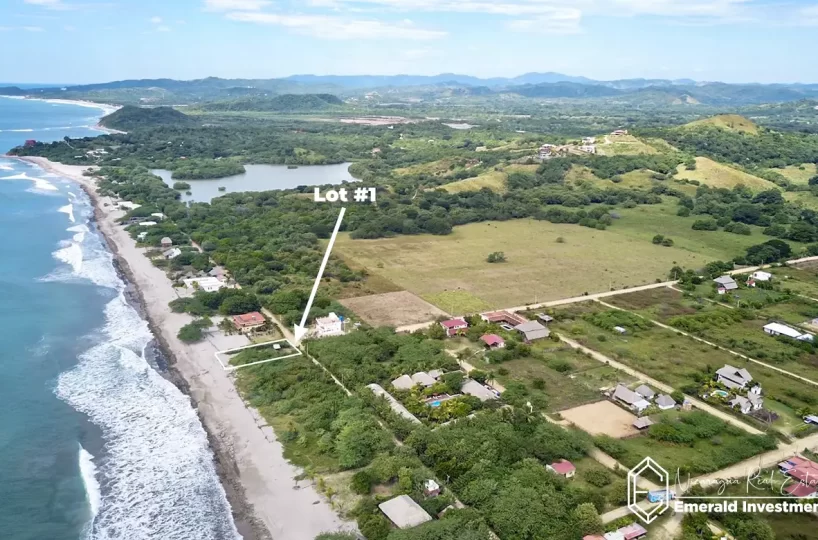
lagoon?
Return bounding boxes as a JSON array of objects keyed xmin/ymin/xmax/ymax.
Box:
[{"xmin": 154, "ymin": 163, "xmax": 358, "ymax": 203}]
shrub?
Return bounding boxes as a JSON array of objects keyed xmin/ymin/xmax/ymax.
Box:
[
  {"xmin": 582, "ymin": 468, "xmax": 612, "ymax": 487},
  {"xmin": 692, "ymin": 219, "xmax": 718, "ymax": 231},
  {"xmin": 350, "ymin": 470, "xmax": 373, "ymax": 495}
]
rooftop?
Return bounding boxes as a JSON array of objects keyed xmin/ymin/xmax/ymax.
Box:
[{"xmin": 378, "ymin": 495, "xmax": 433, "ymax": 529}]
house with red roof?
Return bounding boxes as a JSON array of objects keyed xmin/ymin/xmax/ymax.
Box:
[
  {"xmin": 440, "ymin": 318, "xmax": 468, "ymax": 337},
  {"xmin": 480, "ymin": 334, "xmax": 505, "ymax": 349},
  {"xmin": 785, "ymin": 482, "xmax": 817, "ymax": 498},
  {"xmin": 231, "ymin": 312, "xmax": 266, "ymax": 333},
  {"xmin": 546, "ymin": 459, "xmax": 576, "ymax": 478},
  {"xmin": 480, "ymin": 310, "xmax": 527, "ymax": 327}
]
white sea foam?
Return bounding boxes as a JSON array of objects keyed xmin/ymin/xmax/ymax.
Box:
[
  {"xmin": 0, "ymin": 128, "xmax": 35, "ymax": 132},
  {"xmin": 59, "ymin": 203, "xmax": 75, "ymax": 223},
  {"xmin": 56, "ymin": 293, "xmax": 241, "ymax": 540},
  {"xmin": 79, "ymin": 446, "xmax": 101, "ymax": 519},
  {"xmin": 0, "ymin": 163, "xmax": 13, "ymax": 171},
  {"xmin": 1, "ymin": 172, "xmax": 60, "ymax": 192}
]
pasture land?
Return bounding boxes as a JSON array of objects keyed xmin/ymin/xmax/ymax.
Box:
[
  {"xmin": 784, "ymin": 191, "xmax": 818, "ymax": 210},
  {"xmin": 675, "ymin": 157, "xmax": 777, "ymax": 191},
  {"xmin": 560, "ymin": 400, "xmax": 639, "ymax": 438},
  {"xmin": 771, "ymin": 263, "xmax": 818, "ymax": 298},
  {"xmin": 440, "ymin": 169, "xmax": 506, "ymax": 194},
  {"xmin": 773, "ymin": 163, "xmax": 818, "ymax": 185},
  {"xmin": 335, "ymin": 207, "xmax": 760, "ymax": 312},
  {"xmin": 339, "ymin": 291, "xmax": 447, "ymax": 328}
]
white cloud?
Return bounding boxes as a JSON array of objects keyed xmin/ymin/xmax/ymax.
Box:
[
  {"xmin": 24, "ymin": 0, "xmax": 71, "ymax": 10},
  {"xmin": 24, "ymin": 26, "xmax": 46, "ymax": 31},
  {"xmin": 204, "ymin": 0, "xmax": 273, "ymax": 11},
  {"xmin": 150, "ymin": 16, "xmax": 163, "ymax": 24},
  {"xmin": 506, "ymin": 6, "xmax": 582, "ymax": 33},
  {"xmin": 64, "ymin": 24, "xmax": 76, "ymax": 31},
  {"xmin": 226, "ymin": 11, "xmax": 447, "ymax": 39},
  {"xmin": 156, "ymin": 25, "xmax": 172, "ymax": 32}
]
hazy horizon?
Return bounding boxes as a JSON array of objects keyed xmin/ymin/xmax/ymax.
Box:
[{"xmin": 2, "ymin": 0, "xmax": 818, "ymax": 85}]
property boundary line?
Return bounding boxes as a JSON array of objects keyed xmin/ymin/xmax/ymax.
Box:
[{"xmin": 214, "ymin": 338, "xmax": 303, "ymax": 371}]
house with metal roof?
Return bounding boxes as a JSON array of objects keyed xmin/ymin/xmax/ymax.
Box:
[
  {"xmin": 378, "ymin": 495, "xmax": 432, "ymax": 529},
  {"xmin": 655, "ymin": 394, "xmax": 677, "ymax": 410},
  {"xmin": 514, "ymin": 320, "xmax": 550, "ymax": 341},
  {"xmin": 716, "ymin": 365, "xmax": 754, "ymax": 390}
]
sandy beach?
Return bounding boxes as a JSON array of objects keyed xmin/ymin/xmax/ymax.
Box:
[{"xmin": 17, "ymin": 156, "xmax": 355, "ymax": 540}]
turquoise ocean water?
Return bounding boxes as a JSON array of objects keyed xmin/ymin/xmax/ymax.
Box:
[{"xmin": 0, "ymin": 97, "xmax": 240, "ymax": 539}]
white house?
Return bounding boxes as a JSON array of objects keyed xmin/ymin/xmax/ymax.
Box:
[
  {"xmin": 150, "ymin": 212, "xmax": 167, "ymax": 220},
  {"xmin": 183, "ymin": 277, "xmax": 225, "ymax": 293},
  {"xmin": 137, "ymin": 231, "xmax": 148, "ymax": 241},
  {"xmin": 613, "ymin": 384, "xmax": 651, "ymax": 413},
  {"xmin": 314, "ymin": 312, "xmax": 344, "ymax": 338},
  {"xmin": 163, "ymin": 247, "xmax": 182, "ymax": 260},
  {"xmin": 747, "ymin": 271, "xmax": 772, "ymax": 287},
  {"xmin": 582, "ymin": 137, "xmax": 596, "ymax": 145},
  {"xmin": 579, "ymin": 144, "xmax": 596, "ymax": 154},
  {"xmin": 714, "ymin": 275, "xmax": 738, "ymax": 294},
  {"xmin": 763, "ymin": 322, "xmax": 813, "ymax": 341},
  {"xmin": 655, "ymin": 394, "xmax": 677, "ymax": 410},
  {"xmin": 729, "ymin": 395, "xmax": 762, "ymax": 414},
  {"xmin": 716, "ymin": 365, "xmax": 754, "ymax": 390},
  {"xmin": 139, "ymin": 221, "xmax": 157, "ymax": 227}
]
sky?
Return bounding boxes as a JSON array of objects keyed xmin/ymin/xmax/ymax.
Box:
[{"xmin": 1, "ymin": 0, "xmax": 818, "ymax": 84}]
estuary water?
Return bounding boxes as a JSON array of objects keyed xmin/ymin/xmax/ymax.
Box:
[{"xmin": 0, "ymin": 97, "xmax": 240, "ymax": 539}]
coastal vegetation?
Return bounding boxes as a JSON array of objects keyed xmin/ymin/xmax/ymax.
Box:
[{"xmin": 14, "ymin": 88, "xmax": 818, "ymax": 539}]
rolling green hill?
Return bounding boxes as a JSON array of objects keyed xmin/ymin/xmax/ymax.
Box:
[
  {"xmin": 685, "ymin": 114, "xmax": 759, "ymax": 134},
  {"xmin": 200, "ymin": 93, "xmax": 344, "ymax": 113},
  {"xmin": 100, "ymin": 106, "xmax": 195, "ymax": 130}
]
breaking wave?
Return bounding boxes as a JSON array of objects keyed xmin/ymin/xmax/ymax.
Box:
[
  {"xmin": 79, "ymin": 446, "xmax": 101, "ymax": 532},
  {"xmin": 51, "ymin": 191, "xmax": 240, "ymax": 539},
  {"xmin": 59, "ymin": 202, "xmax": 75, "ymax": 223},
  {"xmin": 1, "ymin": 172, "xmax": 60, "ymax": 193}
]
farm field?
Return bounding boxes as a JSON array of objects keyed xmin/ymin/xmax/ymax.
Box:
[
  {"xmin": 675, "ymin": 157, "xmax": 778, "ymax": 191},
  {"xmin": 339, "ymin": 291, "xmax": 447, "ymax": 327},
  {"xmin": 335, "ymin": 206, "xmax": 762, "ymax": 313}
]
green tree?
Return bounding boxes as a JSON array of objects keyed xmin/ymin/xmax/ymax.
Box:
[
  {"xmin": 177, "ymin": 323, "xmax": 203, "ymax": 343},
  {"xmin": 573, "ymin": 502, "xmax": 603, "ymax": 536}
]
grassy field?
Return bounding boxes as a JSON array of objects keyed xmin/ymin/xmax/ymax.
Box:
[
  {"xmin": 773, "ymin": 163, "xmax": 818, "ymax": 185},
  {"xmin": 675, "ymin": 157, "xmax": 778, "ymax": 191},
  {"xmin": 684, "ymin": 114, "xmax": 759, "ymax": 134},
  {"xmin": 335, "ymin": 203, "xmax": 767, "ymax": 313},
  {"xmin": 493, "ymin": 353, "xmax": 604, "ymax": 413},
  {"xmin": 440, "ymin": 169, "xmax": 507, "ymax": 194},
  {"xmin": 565, "ymin": 165, "xmax": 656, "ymax": 190},
  {"xmin": 596, "ymin": 135, "xmax": 658, "ymax": 156},
  {"xmin": 784, "ymin": 190, "xmax": 818, "ymax": 210}
]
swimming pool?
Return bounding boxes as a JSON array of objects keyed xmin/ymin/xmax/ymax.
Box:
[
  {"xmin": 430, "ymin": 401, "xmax": 442, "ymax": 407},
  {"xmin": 713, "ymin": 390, "xmax": 729, "ymax": 398}
]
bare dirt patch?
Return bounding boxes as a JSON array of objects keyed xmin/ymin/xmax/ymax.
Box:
[
  {"xmin": 560, "ymin": 400, "xmax": 639, "ymax": 438},
  {"xmin": 340, "ymin": 291, "xmax": 448, "ymax": 328}
]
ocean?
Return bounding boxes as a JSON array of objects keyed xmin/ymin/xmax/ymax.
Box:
[{"xmin": 0, "ymin": 97, "xmax": 241, "ymax": 539}]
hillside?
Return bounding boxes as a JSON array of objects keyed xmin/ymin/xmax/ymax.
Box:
[
  {"xmin": 684, "ymin": 114, "xmax": 759, "ymax": 134},
  {"xmin": 99, "ymin": 105, "xmax": 195, "ymax": 130},
  {"xmin": 675, "ymin": 157, "xmax": 777, "ymax": 190},
  {"xmin": 201, "ymin": 93, "xmax": 344, "ymax": 112}
]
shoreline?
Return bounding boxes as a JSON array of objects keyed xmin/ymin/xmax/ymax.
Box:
[
  {"xmin": 0, "ymin": 95, "xmax": 124, "ymax": 135},
  {"xmin": 13, "ymin": 156, "xmax": 354, "ymax": 540}
]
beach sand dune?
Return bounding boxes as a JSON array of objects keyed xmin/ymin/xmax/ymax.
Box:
[{"xmin": 18, "ymin": 156, "xmax": 354, "ymax": 540}]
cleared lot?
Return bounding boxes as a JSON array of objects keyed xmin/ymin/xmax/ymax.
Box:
[
  {"xmin": 339, "ymin": 291, "xmax": 448, "ymax": 327},
  {"xmin": 560, "ymin": 400, "xmax": 639, "ymax": 438}
]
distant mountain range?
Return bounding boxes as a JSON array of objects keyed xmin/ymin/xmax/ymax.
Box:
[{"xmin": 2, "ymin": 73, "xmax": 818, "ymax": 107}]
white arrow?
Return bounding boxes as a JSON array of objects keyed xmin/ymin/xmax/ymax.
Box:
[{"xmin": 293, "ymin": 207, "xmax": 346, "ymax": 343}]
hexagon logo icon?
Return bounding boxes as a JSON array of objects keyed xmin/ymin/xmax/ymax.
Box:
[{"xmin": 627, "ymin": 456, "xmax": 671, "ymax": 524}]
